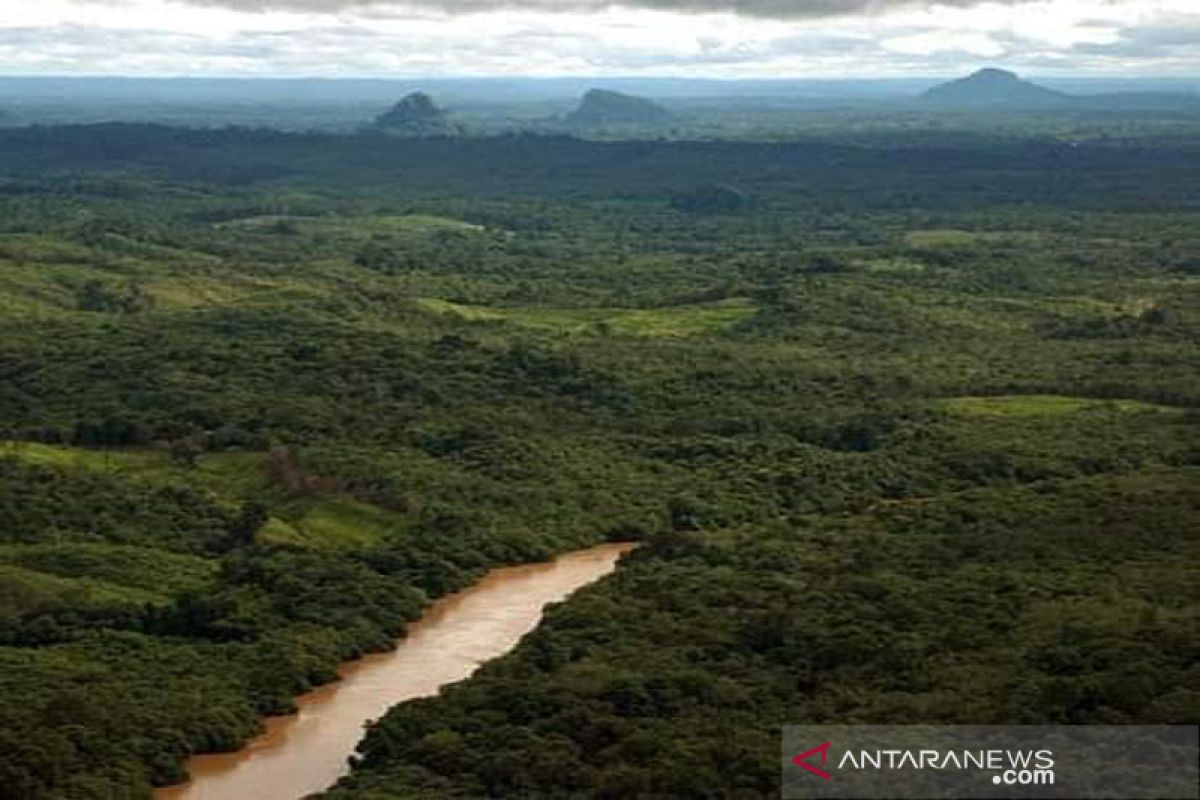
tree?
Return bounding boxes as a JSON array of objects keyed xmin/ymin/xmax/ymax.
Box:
[
  {"xmin": 226, "ymin": 502, "xmax": 269, "ymax": 549},
  {"xmin": 168, "ymin": 438, "xmax": 202, "ymax": 469}
]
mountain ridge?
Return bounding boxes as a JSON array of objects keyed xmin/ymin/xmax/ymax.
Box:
[
  {"xmin": 923, "ymin": 68, "xmax": 1071, "ymax": 109},
  {"xmin": 373, "ymin": 92, "xmax": 459, "ymax": 135},
  {"xmin": 565, "ymin": 88, "xmax": 671, "ymax": 127}
]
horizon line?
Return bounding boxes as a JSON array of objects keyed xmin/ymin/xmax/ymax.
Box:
[{"xmin": 1, "ymin": 71, "xmax": 1199, "ymax": 82}]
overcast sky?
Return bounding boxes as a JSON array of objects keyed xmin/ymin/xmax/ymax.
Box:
[{"xmin": 2, "ymin": 0, "xmax": 1198, "ymax": 78}]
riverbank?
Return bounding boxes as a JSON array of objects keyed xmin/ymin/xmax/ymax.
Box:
[{"xmin": 154, "ymin": 543, "xmax": 635, "ymax": 800}]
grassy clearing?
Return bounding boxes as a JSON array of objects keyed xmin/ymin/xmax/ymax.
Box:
[
  {"xmin": 258, "ymin": 502, "xmax": 398, "ymax": 550},
  {"xmin": 285, "ymin": 498, "xmax": 399, "ymax": 549},
  {"xmin": 151, "ymin": 273, "xmax": 335, "ymax": 313},
  {"xmin": 2, "ymin": 443, "xmax": 272, "ymax": 496},
  {"xmin": 217, "ymin": 213, "xmax": 483, "ymax": 237},
  {"xmin": 904, "ymin": 229, "xmax": 1047, "ymax": 247},
  {"xmin": 4, "ymin": 442, "xmax": 166, "ymax": 472},
  {"xmin": 3, "ymin": 443, "xmax": 393, "ymax": 549},
  {"xmin": 0, "ymin": 563, "xmax": 169, "ymax": 608},
  {"xmin": 0, "ymin": 256, "xmax": 250, "ymax": 316},
  {"xmin": 143, "ymin": 275, "xmax": 261, "ymax": 310},
  {"xmin": 418, "ymin": 297, "xmax": 756, "ymax": 337},
  {"xmin": 940, "ymin": 395, "xmax": 1185, "ymax": 417},
  {"xmin": 0, "ymin": 235, "xmax": 93, "ymax": 265},
  {"xmin": 861, "ymin": 257, "xmax": 929, "ymax": 274},
  {"xmin": 258, "ymin": 517, "xmax": 306, "ymax": 546},
  {"xmin": 0, "ymin": 543, "xmax": 215, "ymax": 597},
  {"xmin": 0, "ymin": 288, "xmax": 66, "ymax": 317},
  {"xmin": 0, "ymin": 260, "xmax": 92, "ymax": 316},
  {"xmin": 214, "ymin": 214, "xmax": 321, "ymax": 229},
  {"xmin": 350, "ymin": 214, "xmax": 484, "ymax": 235}
]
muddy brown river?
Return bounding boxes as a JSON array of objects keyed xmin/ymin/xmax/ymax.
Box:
[{"xmin": 154, "ymin": 542, "xmax": 636, "ymax": 800}]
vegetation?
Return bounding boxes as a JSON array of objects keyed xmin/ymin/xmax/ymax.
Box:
[
  {"xmin": 0, "ymin": 116, "xmax": 1196, "ymax": 799},
  {"xmin": 327, "ymin": 470, "xmax": 1199, "ymax": 799}
]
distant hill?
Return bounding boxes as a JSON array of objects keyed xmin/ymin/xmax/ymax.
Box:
[
  {"xmin": 921, "ymin": 69, "xmax": 1200, "ymax": 113},
  {"xmin": 373, "ymin": 92, "xmax": 458, "ymax": 136},
  {"xmin": 565, "ymin": 89, "xmax": 671, "ymax": 127},
  {"xmin": 923, "ymin": 68, "xmax": 1071, "ymax": 109}
]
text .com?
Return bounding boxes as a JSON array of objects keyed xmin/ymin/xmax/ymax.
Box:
[{"xmin": 994, "ymin": 768, "xmax": 1055, "ymax": 786}]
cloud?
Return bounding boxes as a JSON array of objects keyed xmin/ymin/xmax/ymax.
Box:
[
  {"xmin": 883, "ymin": 30, "xmax": 1005, "ymax": 57},
  {"xmin": 3, "ymin": 0, "xmax": 1200, "ymax": 77},
  {"xmin": 1074, "ymin": 14, "xmax": 1200, "ymax": 57},
  {"xmin": 0, "ymin": 17, "xmax": 874, "ymax": 76},
  {"xmin": 173, "ymin": 0, "xmax": 1024, "ymax": 20}
]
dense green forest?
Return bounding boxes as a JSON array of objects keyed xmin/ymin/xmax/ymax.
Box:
[
  {"xmin": 326, "ymin": 471, "xmax": 1199, "ymax": 799},
  {"xmin": 0, "ymin": 119, "xmax": 1196, "ymax": 799}
]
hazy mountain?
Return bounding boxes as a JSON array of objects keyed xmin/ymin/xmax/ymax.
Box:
[
  {"xmin": 565, "ymin": 89, "xmax": 671, "ymax": 127},
  {"xmin": 923, "ymin": 68, "xmax": 1071, "ymax": 109},
  {"xmin": 373, "ymin": 92, "xmax": 459, "ymax": 135}
]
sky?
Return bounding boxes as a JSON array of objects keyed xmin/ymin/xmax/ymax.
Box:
[{"xmin": 1, "ymin": 0, "xmax": 1198, "ymax": 79}]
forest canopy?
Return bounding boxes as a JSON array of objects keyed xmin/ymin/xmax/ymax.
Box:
[{"xmin": 0, "ymin": 117, "xmax": 1196, "ymax": 799}]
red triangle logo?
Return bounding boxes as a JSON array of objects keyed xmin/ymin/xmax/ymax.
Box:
[{"xmin": 792, "ymin": 740, "xmax": 832, "ymax": 780}]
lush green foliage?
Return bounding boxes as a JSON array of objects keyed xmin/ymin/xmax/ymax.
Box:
[
  {"xmin": 0, "ymin": 119, "xmax": 1196, "ymax": 798},
  {"xmin": 327, "ymin": 470, "xmax": 1199, "ymax": 799}
]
